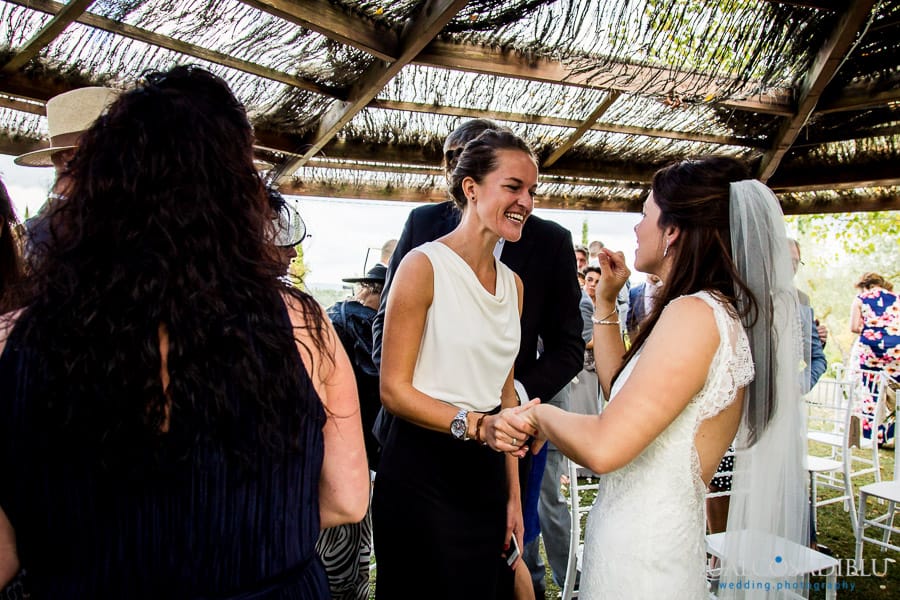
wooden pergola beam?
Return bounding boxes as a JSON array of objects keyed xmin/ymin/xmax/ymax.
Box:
[
  {"xmin": 237, "ymin": 0, "xmax": 795, "ymax": 116},
  {"xmin": 543, "ymin": 92, "xmax": 621, "ymax": 168},
  {"xmin": 1, "ymin": 0, "xmax": 94, "ymax": 74},
  {"xmin": 416, "ymin": 41, "xmax": 795, "ymax": 116},
  {"xmin": 300, "ymin": 158, "xmax": 650, "ymax": 190},
  {"xmin": 304, "ymin": 159, "xmax": 443, "ymax": 177},
  {"xmin": 778, "ymin": 192, "xmax": 900, "ymax": 214},
  {"xmin": 4, "ymin": 127, "xmax": 898, "ymax": 215},
  {"xmin": 6, "ymin": 117, "xmax": 897, "ymax": 204},
  {"xmin": 276, "ymin": 0, "xmax": 469, "ymax": 181},
  {"xmin": 769, "ymin": 162, "xmax": 900, "ymax": 193},
  {"xmin": 7, "ymin": 0, "xmax": 799, "ymax": 120},
  {"xmin": 760, "ymin": 0, "xmax": 843, "ymax": 9},
  {"xmin": 0, "ymin": 134, "xmax": 48, "ymax": 157},
  {"xmin": 0, "ymin": 71, "xmax": 90, "ymax": 104},
  {"xmin": 758, "ymin": 0, "xmax": 877, "ymax": 180},
  {"xmin": 278, "ymin": 180, "xmax": 642, "ymax": 211},
  {"xmin": 369, "ymin": 99, "xmax": 762, "ymax": 147},
  {"xmin": 816, "ymin": 85, "xmax": 900, "ymax": 114},
  {"xmin": 792, "ymin": 122, "xmax": 900, "ymax": 148},
  {"xmin": 0, "ymin": 95, "xmax": 45, "ymax": 116},
  {"xmin": 3, "ymin": 0, "xmax": 337, "ymax": 97},
  {"xmin": 239, "ymin": 0, "xmax": 399, "ymax": 62}
]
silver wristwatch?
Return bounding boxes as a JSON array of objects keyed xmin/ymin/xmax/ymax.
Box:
[{"xmin": 450, "ymin": 408, "xmax": 469, "ymax": 440}]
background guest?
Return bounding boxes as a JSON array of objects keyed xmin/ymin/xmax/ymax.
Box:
[
  {"xmin": 587, "ymin": 240, "xmax": 604, "ymax": 266},
  {"xmin": 13, "ymin": 87, "xmax": 119, "ymax": 260},
  {"xmin": 378, "ymin": 239, "xmax": 397, "ymax": 267},
  {"xmin": 317, "ymin": 264, "xmax": 386, "ymax": 600},
  {"xmin": 574, "ymin": 245, "xmax": 588, "ymax": 271},
  {"xmin": 851, "ymin": 272, "xmax": 899, "ymax": 447},
  {"xmin": 787, "ymin": 238, "xmax": 828, "ymax": 346}
]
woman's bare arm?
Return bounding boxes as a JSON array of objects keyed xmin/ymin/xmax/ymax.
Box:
[
  {"xmin": 526, "ymin": 297, "xmax": 723, "ymax": 475},
  {"xmin": 849, "ymin": 297, "xmax": 863, "ymax": 334},
  {"xmin": 285, "ymin": 296, "xmax": 369, "ymax": 529}
]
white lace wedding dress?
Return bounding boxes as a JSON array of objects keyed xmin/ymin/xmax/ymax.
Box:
[{"xmin": 579, "ymin": 291, "xmax": 754, "ymax": 599}]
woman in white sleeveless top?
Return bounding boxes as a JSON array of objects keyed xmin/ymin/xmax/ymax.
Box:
[
  {"xmin": 373, "ymin": 130, "xmax": 539, "ymax": 599},
  {"xmin": 518, "ymin": 157, "xmax": 809, "ymax": 599}
]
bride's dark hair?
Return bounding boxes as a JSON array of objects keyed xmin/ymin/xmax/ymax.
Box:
[
  {"xmin": 621, "ymin": 156, "xmax": 759, "ymax": 369},
  {"xmin": 17, "ymin": 66, "xmax": 329, "ymax": 474}
]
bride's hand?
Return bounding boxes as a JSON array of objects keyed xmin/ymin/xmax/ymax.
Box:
[
  {"xmin": 595, "ymin": 248, "xmax": 631, "ymax": 306},
  {"xmin": 483, "ymin": 399, "xmax": 539, "ymax": 457},
  {"xmin": 517, "ymin": 403, "xmax": 547, "ymax": 455}
]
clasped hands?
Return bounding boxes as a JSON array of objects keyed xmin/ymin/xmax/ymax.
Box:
[{"xmin": 482, "ymin": 399, "xmax": 546, "ymax": 458}]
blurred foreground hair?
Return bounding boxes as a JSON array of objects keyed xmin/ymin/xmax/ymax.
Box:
[{"xmin": 17, "ymin": 66, "xmax": 329, "ymax": 475}]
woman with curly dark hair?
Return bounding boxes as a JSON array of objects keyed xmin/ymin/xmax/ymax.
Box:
[
  {"xmin": 0, "ymin": 66, "xmax": 368, "ymax": 598},
  {"xmin": 0, "ymin": 180, "xmax": 23, "ymax": 313}
]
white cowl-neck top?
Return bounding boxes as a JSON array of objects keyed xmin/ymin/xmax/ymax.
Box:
[{"xmin": 410, "ymin": 241, "xmax": 521, "ymax": 413}]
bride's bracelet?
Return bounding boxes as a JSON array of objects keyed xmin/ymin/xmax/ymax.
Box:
[{"xmin": 591, "ymin": 307, "xmax": 619, "ymax": 325}]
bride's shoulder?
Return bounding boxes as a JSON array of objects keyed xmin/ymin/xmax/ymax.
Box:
[
  {"xmin": 658, "ymin": 291, "xmax": 740, "ymax": 342},
  {"xmin": 655, "ymin": 294, "xmax": 718, "ymax": 336},
  {"xmin": 669, "ymin": 290, "xmax": 738, "ymax": 319}
]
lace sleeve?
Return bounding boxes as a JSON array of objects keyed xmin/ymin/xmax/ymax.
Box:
[{"xmin": 689, "ymin": 291, "xmax": 754, "ymax": 422}]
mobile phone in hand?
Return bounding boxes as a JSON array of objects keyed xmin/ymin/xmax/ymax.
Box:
[{"xmin": 505, "ymin": 535, "xmax": 521, "ymax": 567}]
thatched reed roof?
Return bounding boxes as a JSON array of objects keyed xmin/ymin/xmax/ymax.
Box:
[{"xmin": 1, "ymin": 0, "xmax": 898, "ymax": 214}]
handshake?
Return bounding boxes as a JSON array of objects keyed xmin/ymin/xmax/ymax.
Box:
[{"xmin": 478, "ymin": 399, "xmax": 545, "ymax": 458}]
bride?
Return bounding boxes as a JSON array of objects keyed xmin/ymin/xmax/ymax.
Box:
[{"xmin": 518, "ymin": 156, "xmax": 809, "ymax": 598}]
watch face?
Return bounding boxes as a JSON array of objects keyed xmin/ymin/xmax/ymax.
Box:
[{"xmin": 451, "ymin": 416, "xmax": 467, "ymax": 439}]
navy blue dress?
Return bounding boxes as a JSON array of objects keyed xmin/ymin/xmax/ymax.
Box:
[{"xmin": 0, "ymin": 316, "xmax": 329, "ymax": 599}]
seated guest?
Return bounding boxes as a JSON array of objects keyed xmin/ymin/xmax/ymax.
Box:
[{"xmin": 0, "ymin": 65, "xmax": 368, "ymax": 598}]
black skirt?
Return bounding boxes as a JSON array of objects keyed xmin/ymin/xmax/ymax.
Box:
[{"xmin": 372, "ymin": 416, "xmax": 513, "ymax": 599}]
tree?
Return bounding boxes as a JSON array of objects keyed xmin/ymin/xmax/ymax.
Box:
[
  {"xmin": 787, "ymin": 211, "xmax": 900, "ymax": 373},
  {"xmin": 286, "ymin": 243, "xmax": 309, "ymax": 292}
]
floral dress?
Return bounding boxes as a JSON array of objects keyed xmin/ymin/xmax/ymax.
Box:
[{"xmin": 856, "ymin": 288, "xmax": 899, "ymax": 446}]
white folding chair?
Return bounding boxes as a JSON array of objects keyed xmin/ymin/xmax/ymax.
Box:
[
  {"xmin": 835, "ymin": 367, "xmax": 887, "ymax": 482},
  {"xmin": 705, "ymin": 452, "xmax": 839, "ymax": 599},
  {"xmin": 807, "ymin": 455, "xmax": 844, "ymax": 536},
  {"xmin": 806, "ymin": 370, "xmax": 888, "ymax": 530},
  {"xmin": 855, "ymin": 382, "xmax": 900, "ymax": 564},
  {"xmin": 706, "ymin": 531, "xmax": 839, "ymax": 600},
  {"xmin": 805, "ymin": 377, "xmax": 858, "ymax": 531},
  {"xmin": 561, "ymin": 458, "xmax": 599, "ymax": 600}
]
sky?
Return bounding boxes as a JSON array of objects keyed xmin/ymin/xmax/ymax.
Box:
[{"xmin": 0, "ymin": 154, "xmax": 642, "ymax": 288}]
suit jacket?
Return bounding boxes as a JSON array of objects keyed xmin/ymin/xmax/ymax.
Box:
[
  {"xmin": 626, "ymin": 283, "xmax": 647, "ymax": 339},
  {"xmin": 372, "ymin": 201, "xmax": 584, "ymax": 404}
]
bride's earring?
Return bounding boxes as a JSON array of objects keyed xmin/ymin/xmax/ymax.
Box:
[{"xmin": 663, "ymin": 240, "xmax": 670, "ymax": 258}]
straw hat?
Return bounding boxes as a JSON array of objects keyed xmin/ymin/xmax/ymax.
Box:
[{"xmin": 14, "ymin": 87, "xmax": 119, "ymax": 167}]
